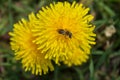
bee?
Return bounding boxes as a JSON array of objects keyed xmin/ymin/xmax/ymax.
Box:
[{"xmin": 57, "ymin": 29, "xmax": 72, "ymax": 38}]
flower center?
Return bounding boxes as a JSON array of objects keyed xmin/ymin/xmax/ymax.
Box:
[{"xmin": 57, "ymin": 29, "xmax": 72, "ymax": 38}]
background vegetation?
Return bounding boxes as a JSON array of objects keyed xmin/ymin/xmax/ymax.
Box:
[{"xmin": 0, "ymin": 0, "xmax": 120, "ymax": 80}]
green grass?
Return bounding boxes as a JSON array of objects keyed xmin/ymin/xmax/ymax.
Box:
[{"xmin": 0, "ymin": 0, "xmax": 120, "ymax": 80}]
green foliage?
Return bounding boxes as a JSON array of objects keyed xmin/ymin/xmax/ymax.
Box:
[{"xmin": 0, "ymin": 0, "xmax": 120, "ymax": 80}]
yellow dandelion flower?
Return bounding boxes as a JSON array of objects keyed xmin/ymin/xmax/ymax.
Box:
[
  {"xmin": 9, "ymin": 13, "xmax": 54, "ymax": 75},
  {"xmin": 33, "ymin": 1, "xmax": 96, "ymax": 65}
]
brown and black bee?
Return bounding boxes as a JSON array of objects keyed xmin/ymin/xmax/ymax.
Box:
[{"xmin": 57, "ymin": 29, "xmax": 72, "ymax": 38}]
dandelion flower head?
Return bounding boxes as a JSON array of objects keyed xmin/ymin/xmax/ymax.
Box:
[
  {"xmin": 33, "ymin": 2, "xmax": 96, "ymax": 65},
  {"xmin": 9, "ymin": 13, "xmax": 54, "ymax": 75}
]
